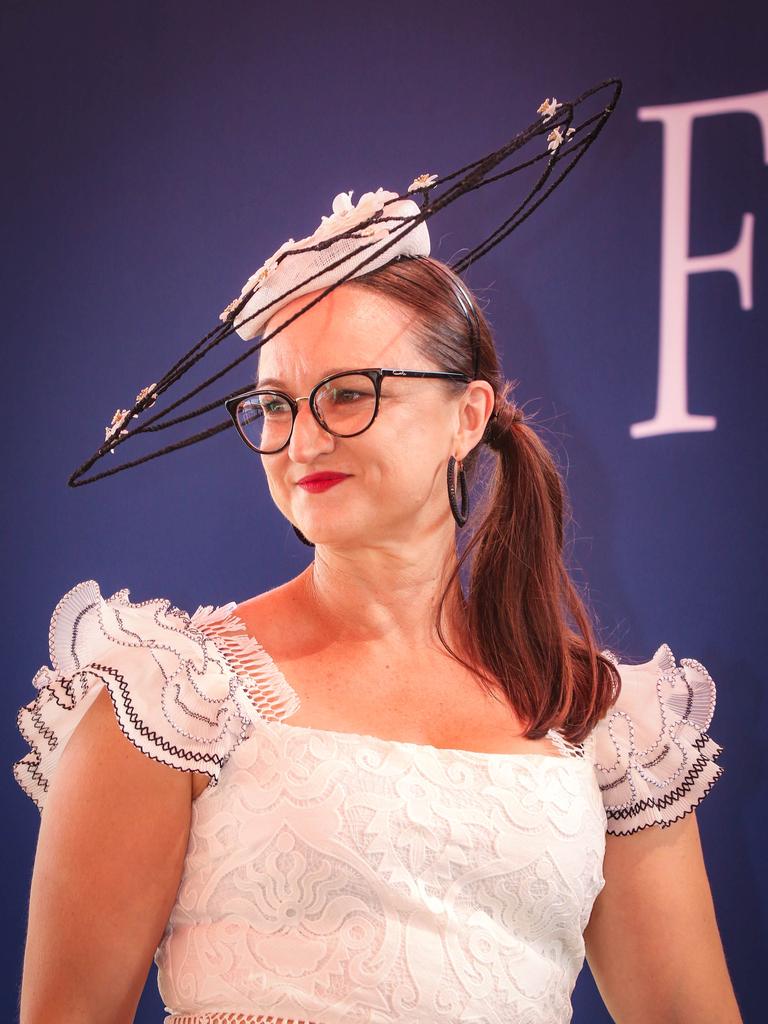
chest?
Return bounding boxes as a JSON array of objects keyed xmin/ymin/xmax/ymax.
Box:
[
  {"xmin": 191, "ymin": 599, "xmax": 562, "ymax": 800},
  {"xmin": 272, "ymin": 644, "xmax": 517, "ymax": 744}
]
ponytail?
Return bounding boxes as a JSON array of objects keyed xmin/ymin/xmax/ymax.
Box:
[{"xmin": 351, "ymin": 258, "xmax": 621, "ymax": 744}]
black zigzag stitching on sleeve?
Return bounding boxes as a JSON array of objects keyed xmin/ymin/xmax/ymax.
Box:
[{"xmin": 604, "ymin": 732, "xmax": 724, "ymax": 833}]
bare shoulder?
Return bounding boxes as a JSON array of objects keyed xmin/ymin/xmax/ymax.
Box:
[{"xmin": 232, "ymin": 573, "xmax": 313, "ymax": 656}]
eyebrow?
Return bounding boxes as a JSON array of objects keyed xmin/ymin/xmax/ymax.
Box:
[{"xmin": 255, "ymin": 367, "xmax": 359, "ymax": 389}]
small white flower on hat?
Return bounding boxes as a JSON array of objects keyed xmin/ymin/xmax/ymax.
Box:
[
  {"xmin": 134, "ymin": 382, "xmax": 158, "ymax": 415},
  {"xmin": 105, "ymin": 408, "xmax": 131, "ymax": 452},
  {"xmin": 538, "ymin": 97, "xmax": 563, "ymax": 121},
  {"xmin": 547, "ymin": 124, "xmax": 577, "ymax": 152},
  {"xmin": 219, "ymin": 295, "xmax": 241, "ymax": 321},
  {"xmin": 219, "ymin": 238, "xmax": 297, "ymax": 320},
  {"xmin": 547, "ymin": 126, "xmax": 565, "ymax": 152},
  {"xmin": 407, "ymin": 173, "xmax": 438, "ymax": 192},
  {"xmin": 312, "ymin": 188, "xmax": 400, "ymax": 244}
]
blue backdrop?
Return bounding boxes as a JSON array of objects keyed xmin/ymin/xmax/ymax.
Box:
[{"xmin": 3, "ymin": 1, "xmax": 765, "ymax": 1020}]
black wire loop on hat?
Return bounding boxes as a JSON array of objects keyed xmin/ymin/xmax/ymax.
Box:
[{"xmin": 68, "ymin": 77, "xmax": 622, "ymax": 487}]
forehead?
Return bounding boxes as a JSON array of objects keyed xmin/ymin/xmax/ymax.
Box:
[{"xmin": 256, "ymin": 284, "xmax": 417, "ymax": 385}]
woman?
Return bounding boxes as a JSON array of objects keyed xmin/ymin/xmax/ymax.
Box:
[{"xmin": 14, "ymin": 247, "xmax": 740, "ymax": 1020}]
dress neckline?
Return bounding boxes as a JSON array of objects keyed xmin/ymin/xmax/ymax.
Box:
[
  {"xmin": 207, "ymin": 605, "xmax": 589, "ymax": 765},
  {"xmin": 266, "ymin": 715, "xmax": 584, "ymax": 763}
]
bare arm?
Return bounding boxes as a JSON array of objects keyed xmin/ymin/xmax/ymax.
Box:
[
  {"xmin": 19, "ymin": 683, "xmax": 194, "ymax": 1024},
  {"xmin": 584, "ymin": 810, "xmax": 742, "ymax": 1024}
]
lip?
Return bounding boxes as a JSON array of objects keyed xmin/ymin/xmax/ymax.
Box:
[
  {"xmin": 297, "ymin": 472, "xmax": 351, "ymax": 484},
  {"xmin": 297, "ymin": 472, "xmax": 351, "ymax": 492}
]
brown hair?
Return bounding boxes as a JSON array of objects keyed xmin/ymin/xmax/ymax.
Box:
[{"xmin": 349, "ymin": 255, "xmax": 621, "ymax": 745}]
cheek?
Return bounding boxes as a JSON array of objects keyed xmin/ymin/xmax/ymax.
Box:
[
  {"xmin": 381, "ymin": 395, "xmax": 449, "ymax": 443},
  {"xmin": 368, "ymin": 438, "xmax": 446, "ymax": 505},
  {"xmin": 368, "ymin": 401, "xmax": 450, "ymax": 466},
  {"xmin": 261, "ymin": 460, "xmax": 293, "ymax": 513},
  {"xmin": 385, "ymin": 402, "xmax": 452, "ymax": 459}
]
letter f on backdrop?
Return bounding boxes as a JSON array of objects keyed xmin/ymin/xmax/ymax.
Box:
[{"xmin": 633, "ymin": 89, "xmax": 768, "ymax": 438}]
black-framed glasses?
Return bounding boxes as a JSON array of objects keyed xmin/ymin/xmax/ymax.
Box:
[{"xmin": 224, "ymin": 367, "xmax": 472, "ymax": 454}]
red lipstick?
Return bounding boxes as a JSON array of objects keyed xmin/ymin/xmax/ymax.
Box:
[{"xmin": 297, "ymin": 472, "xmax": 350, "ymax": 493}]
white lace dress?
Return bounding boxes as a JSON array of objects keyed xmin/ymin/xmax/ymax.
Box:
[{"xmin": 13, "ymin": 580, "xmax": 725, "ymax": 1024}]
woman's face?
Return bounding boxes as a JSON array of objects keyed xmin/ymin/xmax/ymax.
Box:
[{"xmin": 254, "ymin": 284, "xmax": 484, "ymax": 549}]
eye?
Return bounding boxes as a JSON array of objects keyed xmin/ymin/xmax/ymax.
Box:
[
  {"xmin": 262, "ymin": 396, "xmax": 291, "ymax": 416},
  {"xmin": 330, "ymin": 387, "xmax": 364, "ymax": 404}
]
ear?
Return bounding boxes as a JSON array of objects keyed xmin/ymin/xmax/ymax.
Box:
[{"xmin": 454, "ymin": 380, "xmax": 495, "ymax": 457}]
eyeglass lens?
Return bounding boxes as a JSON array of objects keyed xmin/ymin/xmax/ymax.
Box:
[{"xmin": 235, "ymin": 373, "xmax": 378, "ymax": 453}]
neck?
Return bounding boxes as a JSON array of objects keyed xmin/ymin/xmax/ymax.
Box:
[{"xmin": 297, "ymin": 539, "xmax": 469, "ymax": 657}]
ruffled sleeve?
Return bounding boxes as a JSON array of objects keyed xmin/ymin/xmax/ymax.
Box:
[
  {"xmin": 13, "ymin": 579, "xmax": 301, "ymax": 813},
  {"xmin": 592, "ymin": 643, "xmax": 725, "ymax": 836}
]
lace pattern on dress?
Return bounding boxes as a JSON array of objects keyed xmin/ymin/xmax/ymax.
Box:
[
  {"xmin": 591, "ymin": 642, "xmax": 724, "ymax": 835},
  {"xmin": 154, "ymin": 679, "xmax": 606, "ymax": 1024}
]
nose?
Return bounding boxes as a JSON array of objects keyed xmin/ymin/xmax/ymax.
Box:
[{"xmin": 287, "ymin": 398, "xmax": 335, "ymax": 461}]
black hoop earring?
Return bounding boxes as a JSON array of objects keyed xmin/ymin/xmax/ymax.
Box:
[
  {"xmin": 447, "ymin": 456, "xmax": 469, "ymax": 527},
  {"xmin": 293, "ymin": 524, "xmax": 315, "ymax": 547}
]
